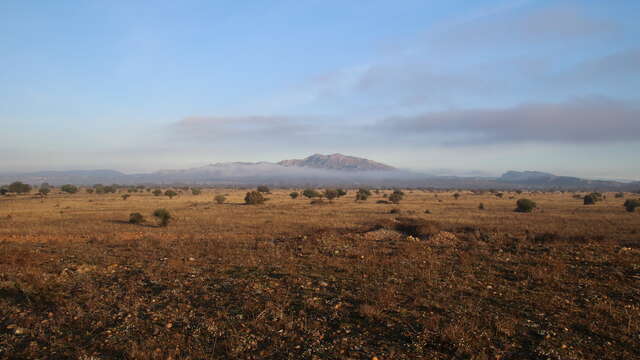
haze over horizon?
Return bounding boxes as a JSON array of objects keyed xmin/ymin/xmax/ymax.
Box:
[{"xmin": 2, "ymin": 1, "xmax": 639, "ymax": 179}]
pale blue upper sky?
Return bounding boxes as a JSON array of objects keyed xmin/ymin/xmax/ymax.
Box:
[{"xmin": 1, "ymin": 0, "xmax": 639, "ymax": 178}]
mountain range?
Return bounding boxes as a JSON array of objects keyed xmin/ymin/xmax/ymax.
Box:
[{"xmin": 1, "ymin": 154, "xmax": 638, "ymax": 190}]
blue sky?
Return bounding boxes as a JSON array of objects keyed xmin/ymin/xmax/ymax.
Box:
[{"xmin": 1, "ymin": 0, "xmax": 639, "ymax": 178}]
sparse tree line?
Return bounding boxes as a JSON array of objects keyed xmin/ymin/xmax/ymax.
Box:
[{"xmin": 2, "ymin": 181, "xmax": 639, "ymax": 213}]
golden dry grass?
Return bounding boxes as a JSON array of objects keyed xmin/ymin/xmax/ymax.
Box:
[{"xmin": 0, "ymin": 188, "xmax": 639, "ymax": 359}]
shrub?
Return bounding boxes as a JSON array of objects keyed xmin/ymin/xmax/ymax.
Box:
[
  {"xmin": 214, "ymin": 195, "xmax": 226, "ymax": 204},
  {"xmin": 245, "ymin": 191, "xmax": 265, "ymax": 205},
  {"xmin": 583, "ymin": 194, "xmax": 596, "ymax": 205},
  {"xmin": 389, "ymin": 208, "xmax": 401, "ymax": 214},
  {"xmin": 336, "ymin": 189, "xmax": 347, "ymax": 197},
  {"xmin": 376, "ymin": 200, "xmax": 391, "ymax": 204},
  {"xmin": 355, "ymin": 188, "xmax": 371, "ymax": 201},
  {"xmin": 358, "ymin": 188, "xmax": 372, "ymax": 196},
  {"xmin": 8, "ymin": 181, "xmax": 32, "ymax": 194},
  {"xmin": 289, "ymin": 192, "xmax": 299, "ymax": 199},
  {"xmin": 86, "ymin": 188, "xmax": 94, "ymax": 194},
  {"xmin": 614, "ymin": 192, "xmax": 624, "ymax": 198},
  {"xmin": 324, "ymin": 189, "xmax": 338, "ymax": 201},
  {"xmin": 191, "ymin": 188, "xmax": 202, "ymax": 195},
  {"xmin": 0, "ymin": 186, "xmax": 8, "ymax": 195},
  {"xmin": 478, "ymin": 203, "xmax": 485, "ymax": 210},
  {"xmin": 515, "ymin": 198, "xmax": 537, "ymax": 213},
  {"xmin": 624, "ymin": 199, "xmax": 640, "ymax": 213},
  {"xmin": 310, "ymin": 199, "xmax": 327, "ymax": 205},
  {"xmin": 453, "ymin": 193, "xmax": 460, "ymax": 200},
  {"xmin": 38, "ymin": 187, "xmax": 51, "ymax": 196},
  {"xmin": 60, "ymin": 184, "xmax": 78, "ymax": 194},
  {"xmin": 495, "ymin": 193, "xmax": 504, "ymax": 198},
  {"xmin": 153, "ymin": 209, "xmax": 171, "ymax": 227},
  {"xmin": 302, "ymin": 189, "xmax": 321, "ymax": 199},
  {"xmin": 389, "ymin": 192, "xmax": 403, "ymax": 204},
  {"xmin": 122, "ymin": 194, "xmax": 130, "ymax": 200},
  {"xmin": 164, "ymin": 190, "xmax": 178, "ymax": 199},
  {"xmin": 152, "ymin": 189, "xmax": 162, "ymax": 196},
  {"xmin": 257, "ymin": 185, "xmax": 270, "ymax": 193},
  {"xmin": 590, "ymin": 192, "xmax": 604, "ymax": 201},
  {"xmin": 129, "ymin": 212, "xmax": 144, "ymax": 224}
]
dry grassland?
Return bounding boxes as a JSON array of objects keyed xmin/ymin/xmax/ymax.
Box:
[{"xmin": 0, "ymin": 189, "xmax": 639, "ymax": 359}]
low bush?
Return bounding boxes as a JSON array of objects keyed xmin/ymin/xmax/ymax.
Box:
[
  {"xmin": 478, "ymin": 203, "xmax": 485, "ymax": 210},
  {"xmin": 389, "ymin": 192, "xmax": 403, "ymax": 204},
  {"xmin": 165, "ymin": 190, "xmax": 178, "ymax": 199},
  {"xmin": 9, "ymin": 182, "xmax": 32, "ymax": 194},
  {"xmin": 624, "ymin": 199, "xmax": 640, "ymax": 213},
  {"xmin": 302, "ymin": 189, "xmax": 321, "ymax": 199},
  {"xmin": 153, "ymin": 209, "xmax": 171, "ymax": 227},
  {"xmin": 614, "ymin": 192, "xmax": 624, "ymax": 198},
  {"xmin": 214, "ymin": 195, "xmax": 226, "ymax": 204},
  {"xmin": 257, "ymin": 185, "xmax": 270, "ymax": 193},
  {"xmin": 61, "ymin": 184, "xmax": 78, "ymax": 194},
  {"xmin": 515, "ymin": 199, "xmax": 537, "ymax": 213},
  {"xmin": 152, "ymin": 189, "xmax": 162, "ymax": 196},
  {"xmin": 324, "ymin": 189, "xmax": 338, "ymax": 201},
  {"xmin": 583, "ymin": 194, "xmax": 596, "ymax": 205},
  {"xmin": 289, "ymin": 192, "xmax": 299, "ymax": 199},
  {"xmin": 122, "ymin": 194, "xmax": 130, "ymax": 200},
  {"xmin": 191, "ymin": 188, "xmax": 202, "ymax": 195},
  {"xmin": 129, "ymin": 212, "xmax": 144, "ymax": 224},
  {"xmin": 245, "ymin": 191, "xmax": 265, "ymax": 205}
]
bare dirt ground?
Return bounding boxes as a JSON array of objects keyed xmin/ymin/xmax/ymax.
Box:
[{"xmin": 1, "ymin": 189, "xmax": 639, "ymax": 359}]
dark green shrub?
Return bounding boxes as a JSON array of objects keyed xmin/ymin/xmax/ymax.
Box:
[
  {"xmin": 214, "ymin": 195, "xmax": 226, "ymax": 204},
  {"xmin": 129, "ymin": 212, "xmax": 144, "ymax": 224},
  {"xmin": 614, "ymin": 192, "xmax": 624, "ymax": 198},
  {"xmin": 302, "ymin": 189, "xmax": 321, "ymax": 198},
  {"xmin": 358, "ymin": 188, "xmax": 372, "ymax": 196},
  {"xmin": 164, "ymin": 190, "xmax": 178, "ymax": 199},
  {"xmin": 38, "ymin": 187, "xmax": 50, "ymax": 196},
  {"xmin": 453, "ymin": 193, "xmax": 460, "ymax": 200},
  {"xmin": 324, "ymin": 189, "xmax": 338, "ymax": 201},
  {"xmin": 61, "ymin": 184, "xmax": 78, "ymax": 194},
  {"xmin": 377, "ymin": 200, "xmax": 391, "ymax": 204},
  {"xmin": 191, "ymin": 188, "xmax": 202, "ymax": 195},
  {"xmin": 389, "ymin": 208, "xmax": 401, "ymax": 214},
  {"xmin": 152, "ymin": 189, "xmax": 162, "ymax": 196},
  {"xmin": 336, "ymin": 189, "xmax": 347, "ymax": 197},
  {"xmin": 624, "ymin": 199, "xmax": 640, "ymax": 213},
  {"xmin": 389, "ymin": 192, "xmax": 402, "ymax": 204},
  {"xmin": 289, "ymin": 192, "xmax": 299, "ymax": 199},
  {"xmin": 479, "ymin": 203, "xmax": 485, "ymax": 210},
  {"xmin": 257, "ymin": 185, "xmax": 270, "ymax": 193},
  {"xmin": 86, "ymin": 188, "xmax": 94, "ymax": 194},
  {"xmin": 583, "ymin": 194, "xmax": 596, "ymax": 205},
  {"xmin": 8, "ymin": 181, "xmax": 32, "ymax": 194},
  {"xmin": 515, "ymin": 198, "xmax": 537, "ymax": 213},
  {"xmin": 153, "ymin": 208, "xmax": 171, "ymax": 227},
  {"xmin": 245, "ymin": 191, "xmax": 265, "ymax": 205}
]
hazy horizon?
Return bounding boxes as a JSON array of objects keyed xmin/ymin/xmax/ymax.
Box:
[{"xmin": 2, "ymin": 1, "xmax": 639, "ymax": 178}]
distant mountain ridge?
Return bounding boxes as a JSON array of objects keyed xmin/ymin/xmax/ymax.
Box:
[
  {"xmin": 1, "ymin": 155, "xmax": 638, "ymax": 190},
  {"xmin": 278, "ymin": 153, "xmax": 395, "ymax": 171}
]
